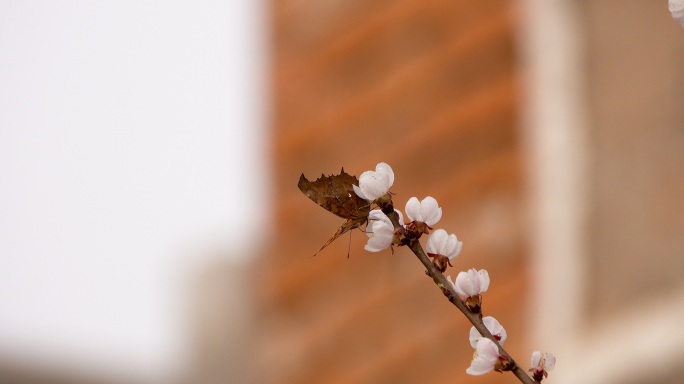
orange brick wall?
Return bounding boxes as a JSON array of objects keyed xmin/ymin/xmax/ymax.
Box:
[{"xmin": 255, "ymin": 1, "xmax": 528, "ymax": 383}]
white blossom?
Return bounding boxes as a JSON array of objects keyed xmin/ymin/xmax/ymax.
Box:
[
  {"xmin": 405, "ymin": 196, "xmax": 442, "ymax": 226},
  {"xmin": 531, "ymin": 351, "xmax": 556, "ymax": 372},
  {"xmin": 453, "ymin": 268, "xmax": 490, "ymax": 298},
  {"xmin": 670, "ymin": 0, "xmax": 684, "ymax": 26},
  {"xmin": 425, "ymin": 229, "xmax": 462, "ymax": 261},
  {"xmin": 364, "ymin": 209, "xmax": 402, "ymax": 252},
  {"xmin": 353, "ymin": 162, "xmax": 394, "ymax": 201},
  {"xmin": 466, "ymin": 338, "xmax": 500, "ymax": 376},
  {"xmin": 469, "ymin": 316, "xmax": 507, "ymax": 348}
]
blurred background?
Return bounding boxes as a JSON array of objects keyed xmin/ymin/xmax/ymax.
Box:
[{"xmin": 1, "ymin": 1, "xmax": 683, "ymax": 383}]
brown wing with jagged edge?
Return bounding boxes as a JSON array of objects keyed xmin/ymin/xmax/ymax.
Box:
[
  {"xmin": 298, "ymin": 168, "xmax": 371, "ymax": 255},
  {"xmin": 329, "ymin": 169, "xmax": 371, "ymax": 220}
]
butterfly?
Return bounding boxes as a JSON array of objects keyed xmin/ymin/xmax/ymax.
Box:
[{"xmin": 298, "ymin": 168, "xmax": 371, "ymax": 255}]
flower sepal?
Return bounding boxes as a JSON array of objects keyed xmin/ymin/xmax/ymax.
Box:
[
  {"xmin": 375, "ymin": 192, "xmax": 394, "ymax": 214},
  {"xmin": 494, "ymin": 354, "xmax": 514, "ymax": 373},
  {"xmin": 427, "ymin": 253, "xmax": 451, "ymax": 273},
  {"xmin": 464, "ymin": 294, "xmax": 483, "ymax": 314}
]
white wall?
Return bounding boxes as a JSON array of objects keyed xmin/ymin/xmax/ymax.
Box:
[{"xmin": 0, "ymin": 1, "xmax": 266, "ymax": 380}]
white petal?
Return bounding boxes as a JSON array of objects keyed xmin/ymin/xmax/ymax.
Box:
[
  {"xmin": 365, "ymin": 233, "xmax": 389, "ymax": 252},
  {"xmin": 405, "ymin": 197, "xmax": 420, "ymax": 222},
  {"xmin": 445, "ymin": 236, "xmax": 463, "ymax": 261},
  {"xmin": 476, "ymin": 338, "xmax": 500, "ymax": 358},
  {"xmin": 455, "ymin": 271, "xmax": 474, "ymax": 298},
  {"xmin": 469, "ymin": 326, "xmax": 483, "ymax": 349},
  {"xmin": 454, "ymin": 272, "xmax": 474, "ymax": 296},
  {"xmin": 478, "ymin": 269, "xmax": 490, "ymax": 293},
  {"xmin": 365, "ymin": 235, "xmax": 392, "ymax": 252},
  {"xmin": 530, "ymin": 351, "xmax": 542, "ymax": 368},
  {"xmin": 370, "ymin": 209, "xmax": 403, "ymax": 226},
  {"xmin": 466, "ymin": 339, "xmax": 499, "ymax": 375},
  {"xmin": 544, "ymin": 353, "xmax": 556, "ymax": 371},
  {"xmin": 358, "ymin": 170, "xmax": 390, "ymax": 201},
  {"xmin": 364, "ymin": 210, "xmax": 395, "ymax": 252},
  {"xmin": 353, "ymin": 184, "xmax": 368, "ymax": 200},
  {"xmin": 467, "ymin": 269, "xmax": 482, "ymax": 294},
  {"xmin": 484, "ymin": 317, "xmax": 507, "ymax": 345},
  {"xmin": 368, "ymin": 209, "xmax": 389, "ymax": 222},
  {"xmin": 466, "ymin": 357, "xmax": 495, "ymax": 376},
  {"xmin": 376, "ymin": 222, "xmax": 395, "ymax": 238},
  {"xmin": 420, "ymin": 196, "xmax": 442, "ymax": 226},
  {"xmin": 375, "ymin": 162, "xmax": 394, "ymax": 187},
  {"xmin": 426, "ymin": 229, "xmax": 448, "ymax": 255},
  {"xmin": 470, "ymin": 317, "xmax": 506, "ymax": 348}
]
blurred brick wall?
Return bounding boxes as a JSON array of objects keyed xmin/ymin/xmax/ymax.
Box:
[{"xmin": 254, "ymin": 1, "xmax": 528, "ymax": 383}]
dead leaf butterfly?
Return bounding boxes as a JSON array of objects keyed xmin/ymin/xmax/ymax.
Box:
[{"xmin": 298, "ymin": 168, "xmax": 370, "ymax": 255}]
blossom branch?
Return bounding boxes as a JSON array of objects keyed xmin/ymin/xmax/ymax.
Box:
[
  {"xmin": 300, "ymin": 162, "xmax": 554, "ymax": 381},
  {"xmin": 386, "ymin": 210, "xmax": 537, "ymax": 384}
]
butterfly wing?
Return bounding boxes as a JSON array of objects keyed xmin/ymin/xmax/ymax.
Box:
[
  {"xmin": 299, "ymin": 168, "xmax": 371, "ymax": 255},
  {"xmin": 329, "ymin": 168, "xmax": 371, "ymax": 221},
  {"xmin": 298, "ymin": 173, "xmax": 354, "ymax": 219}
]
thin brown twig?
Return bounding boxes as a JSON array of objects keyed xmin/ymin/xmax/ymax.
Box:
[{"xmin": 387, "ymin": 211, "xmax": 536, "ymax": 384}]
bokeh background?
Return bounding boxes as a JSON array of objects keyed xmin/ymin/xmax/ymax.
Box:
[{"xmin": 1, "ymin": 1, "xmax": 684, "ymax": 383}]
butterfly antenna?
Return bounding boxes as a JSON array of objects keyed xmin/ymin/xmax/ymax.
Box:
[{"xmin": 347, "ymin": 230, "xmax": 353, "ymax": 258}]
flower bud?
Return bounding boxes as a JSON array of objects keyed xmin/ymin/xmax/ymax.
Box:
[
  {"xmin": 405, "ymin": 196, "xmax": 442, "ymax": 234},
  {"xmin": 425, "ymin": 229, "xmax": 462, "ymax": 272},
  {"xmin": 454, "ymin": 269, "xmax": 489, "ymax": 297}
]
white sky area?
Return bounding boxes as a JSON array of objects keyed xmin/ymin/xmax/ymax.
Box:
[{"xmin": 0, "ymin": 0, "xmax": 266, "ymax": 380}]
